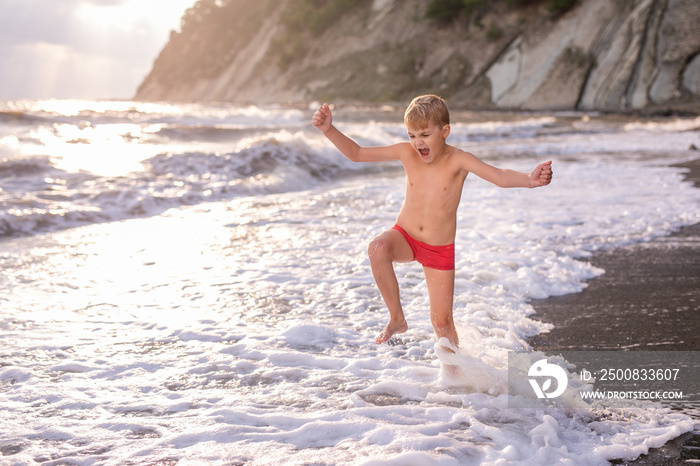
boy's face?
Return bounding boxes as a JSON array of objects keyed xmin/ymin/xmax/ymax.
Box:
[{"xmin": 406, "ymin": 122, "xmax": 450, "ymax": 163}]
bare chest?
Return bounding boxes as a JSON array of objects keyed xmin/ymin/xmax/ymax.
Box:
[{"xmin": 403, "ymin": 163, "xmax": 466, "ymax": 209}]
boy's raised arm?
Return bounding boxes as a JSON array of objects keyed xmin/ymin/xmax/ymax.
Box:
[
  {"xmin": 461, "ymin": 151, "xmax": 552, "ymax": 188},
  {"xmin": 312, "ymin": 104, "xmax": 401, "ymax": 163}
]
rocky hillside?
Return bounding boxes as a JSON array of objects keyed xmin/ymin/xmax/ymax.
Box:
[{"xmin": 135, "ymin": 0, "xmax": 700, "ymax": 113}]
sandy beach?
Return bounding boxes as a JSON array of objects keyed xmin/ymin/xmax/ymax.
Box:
[{"xmin": 529, "ymin": 159, "xmax": 700, "ymax": 464}]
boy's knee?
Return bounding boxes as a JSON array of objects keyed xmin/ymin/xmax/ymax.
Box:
[{"xmin": 368, "ymin": 237, "xmax": 391, "ymax": 263}]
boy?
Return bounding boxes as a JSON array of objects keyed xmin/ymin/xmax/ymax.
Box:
[{"xmin": 312, "ymin": 95, "xmax": 552, "ymax": 349}]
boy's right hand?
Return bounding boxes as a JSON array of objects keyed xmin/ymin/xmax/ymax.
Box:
[{"xmin": 311, "ymin": 103, "xmax": 332, "ymax": 133}]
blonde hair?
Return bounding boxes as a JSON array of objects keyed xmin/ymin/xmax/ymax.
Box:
[{"xmin": 404, "ymin": 94, "xmax": 450, "ymax": 130}]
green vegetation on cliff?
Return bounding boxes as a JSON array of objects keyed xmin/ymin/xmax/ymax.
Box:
[{"xmin": 273, "ymin": 0, "xmax": 372, "ymax": 70}]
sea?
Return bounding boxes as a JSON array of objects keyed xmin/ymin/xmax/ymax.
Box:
[{"xmin": 1, "ymin": 99, "xmax": 699, "ymax": 465}]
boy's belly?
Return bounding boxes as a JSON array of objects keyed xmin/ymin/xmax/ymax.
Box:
[{"xmin": 395, "ymin": 210, "xmax": 457, "ymax": 246}]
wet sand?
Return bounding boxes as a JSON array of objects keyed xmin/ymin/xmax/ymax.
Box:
[
  {"xmin": 528, "ymin": 159, "xmax": 700, "ymax": 464},
  {"xmin": 528, "ymin": 221, "xmax": 700, "ymax": 352}
]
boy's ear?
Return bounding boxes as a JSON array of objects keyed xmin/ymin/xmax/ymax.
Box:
[{"xmin": 442, "ymin": 124, "xmax": 450, "ymax": 139}]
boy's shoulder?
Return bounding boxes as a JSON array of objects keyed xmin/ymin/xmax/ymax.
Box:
[
  {"xmin": 446, "ymin": 144, "xmax": 477, "ymax": 162},
  {"xmin": 447, "ymin": 144, "xmax": 474, "ymax": 157},
  {"xmin": 445, "ymin": 145, "xmax": 481, "ymax": 173},
  {"xmin": 393, "ymin": 141, "xmax": 416, "ymax": 157}
]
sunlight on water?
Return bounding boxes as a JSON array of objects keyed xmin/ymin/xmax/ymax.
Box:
[
  {"xmin": 38, "ymin": 123, "xmax": 153, "ymax": 176},
  {"xmin": 6, "ymin": 99, "xmax": 190, "ymax": 117},
  {"xmin": 1, "ymin": 100, "xmax": 699, "ymax": 464}
]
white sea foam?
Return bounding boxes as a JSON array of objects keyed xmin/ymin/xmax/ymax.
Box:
[{"xmin": 1, "ymin": 101, "xmax": 699, "ymax": 464}]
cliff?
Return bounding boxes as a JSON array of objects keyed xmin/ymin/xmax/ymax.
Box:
[{"xmin": 135, "ymin": 0, "xmax": 700, "ymax": 113}]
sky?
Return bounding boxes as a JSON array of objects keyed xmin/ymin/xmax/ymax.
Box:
[{"xmin": 0, "ymin": 0, "xmax": 198, "ymax": 101}]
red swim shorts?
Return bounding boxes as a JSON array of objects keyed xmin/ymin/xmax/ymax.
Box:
[{"xmin": 391, "ymin": 224, "xmax": 455, "ymax": 271}]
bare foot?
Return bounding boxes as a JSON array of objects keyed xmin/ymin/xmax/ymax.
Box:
[{"xmin": 375, "ymin": 319, "xmax": 408, "ymax": 344}]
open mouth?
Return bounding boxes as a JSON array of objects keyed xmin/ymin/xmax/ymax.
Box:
[{"xmin": 419, "ymin": 148, "xmax": 430, "ymax": 158}]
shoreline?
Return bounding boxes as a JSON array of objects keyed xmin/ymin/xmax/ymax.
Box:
[
  {"xmin": 528, "ymin": 221, "xmax": 700, "ymax": 352},
  {"xmin": 528, "ymin": 159, "xmax": 700, "ymax": 464}
]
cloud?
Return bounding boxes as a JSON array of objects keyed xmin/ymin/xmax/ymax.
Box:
[
  {"xmin": 0, "ymin": 0, "xmax": 158, "ymax": 59},
  {"xmin": 0, "ymin": 42, "xmax": 144, "ymax": 100},
  {"xmin": 0, "ymin": 0, "xmax": 196, "ymax": 99},
  {"xmin": 0, "ymin": 0, "xmax": 79, "ymax": 48},
  {"xmin": 85, "ymin": 0, "xmax": 129, "ymax": 5}
]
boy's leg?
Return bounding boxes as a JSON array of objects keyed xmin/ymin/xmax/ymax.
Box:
[
  {"xmin": 423, "ymin": 266, "xmax": 459, "ymax": 349},
  {"xmin": 367, "ymin": 229, "xmax": 414, "ymax": 344}
]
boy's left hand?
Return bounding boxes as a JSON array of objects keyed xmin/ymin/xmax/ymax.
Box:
[{"xmin": 529, "ymin": 161, "xmax": 553, "ymax": 188}]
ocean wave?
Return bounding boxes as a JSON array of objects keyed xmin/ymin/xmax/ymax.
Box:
[
  {"xmin": 451, "ymin": 116, "xmax": 558, "ymax": 142},
  {"xmin": 0, "ymin": 154, "xmax": 53, "ymax": 177},
  {"xmin": 149, "ymin": 124, "xmax": 252, "ymax": 142},
  {"xmin": 4, "ymin": 100, "xmax": 699, "ymax": 241},
  {"xmin": 0, "ymin": 206, "xmax": 105, "ymax": 237},
  {"xmin": 0, "ymin": 110, "xmax": 49, "ymax": 126},
  {"xmin": 0, "ymin": 135, "xmax": 376, "ymax": 238},
  {"xmin": 147, "ymin": 136, "xmax": 353, "ymax": 180},
  {"xmin": 1, "ymin": 100, "xmax": 308, "ymax": 129},
  {"xmin": 623, "ymin": 115, "xmax": 700, "ymax": 132}
]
